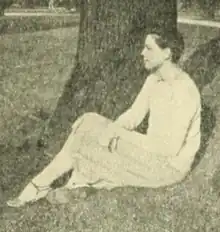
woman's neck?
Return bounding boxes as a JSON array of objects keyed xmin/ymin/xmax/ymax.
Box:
[{"xmin": 155, "ymin": 61, "xmax": 180, "ymax": 83}]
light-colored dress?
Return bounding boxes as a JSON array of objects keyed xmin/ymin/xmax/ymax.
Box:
[{"xmin": 65, "ymin": 73, "xmax": 201, "ymax": 189}]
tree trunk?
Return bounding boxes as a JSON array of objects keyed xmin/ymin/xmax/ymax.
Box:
[
  {"xmin": 48, "ymin": 0, "xmax": 55, "ymax": 9},
  {"xmin": 180, "ymin": 0, "xmax": 192, "ymax": 10},
  {"xmin": 0, "ymin": 0, "xmax": 14, "ymax": 16},
  {"xmin": 0, "ymin": 9, "xmax": 4, "ymax": 16},
  {"xmin": 39, "ymin": 0, "xmax": 178, "ymax": 154}
]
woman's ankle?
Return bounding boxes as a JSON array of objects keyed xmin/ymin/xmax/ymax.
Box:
[
  {"xmin": 31, "ymin": 178, "xmax": 51, "ymax": 188},
  {"xmin": 31, "ymin": 181, "xmax": 51, "ymax": 190}
]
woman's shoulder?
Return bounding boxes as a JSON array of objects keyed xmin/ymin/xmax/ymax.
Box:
[
  {"xmin": 175, "ymin": 71, "xmax": 201, "ymax": 105},
  {"xmin": 146, "ymin": 73, "xmax": 161, "ymax": 85},
  {"xmin": 183, "ymin": 73, "xmax": 200, "ymax": 95}
]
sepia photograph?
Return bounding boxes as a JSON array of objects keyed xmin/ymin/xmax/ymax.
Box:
[{"xmin": 1, "ymin": 0, "xmax": 220, "ymax": 231}]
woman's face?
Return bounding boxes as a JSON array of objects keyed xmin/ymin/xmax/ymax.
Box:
[{"xmin": 141, "ymin": 34, "xmax": 171, "ymax": 70}]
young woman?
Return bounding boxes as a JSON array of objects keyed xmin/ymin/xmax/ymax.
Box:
[{"xmin": 7, "ymin": 32, "xmax": 201, "ymax": 207}]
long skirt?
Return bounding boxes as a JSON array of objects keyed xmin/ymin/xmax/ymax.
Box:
[{"xmin": 64, "ymin": 112, "xmax": 185, "ymax": 190}]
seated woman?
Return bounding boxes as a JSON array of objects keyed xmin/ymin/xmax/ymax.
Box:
[{"xmin": 7, "ymin": 32, "xmax": 201, "ymax": 207}]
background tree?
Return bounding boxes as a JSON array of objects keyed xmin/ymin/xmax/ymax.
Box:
[
  {"xmin": 57, "ymin": 0, "xmax": 80, "ymax": 10},
  {"xmin": 178, "ymin": 0, "xmax": 192, "ymax": 10},
  {"xmin": 197, "ymin": 0, "xmax": 218, "ymax": 18},
  {"xmin": 0, "ymin": 0, "xmax": 13, "ymax": 16},
  {"xmin": 179, "ymin": 0, "xmax": 219, "ymax": 19},
  {"xmin": 48, "ymin": 0, "xmax": 55, "ymax": 9}
]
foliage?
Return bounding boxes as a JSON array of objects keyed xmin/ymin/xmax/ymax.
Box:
[
  {"xmin": 12, "ymin": 0, "xmax": 48, "ymax": 8},
  {"xmin": 179, "ymin": 0, "xmax": 219, "ymax": 18},
  {"xmin": 0, "ymin": 0, "xmax": 13, "ymax": 16},
  {"xmin": 10, "ymin": 0, "xmax": 80, "ymax": 8},
  {"xmin": 57, "ymin": 0, "xmax": 80, "ymax": 10}
]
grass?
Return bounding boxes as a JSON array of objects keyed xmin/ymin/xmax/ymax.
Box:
[
  {"xmin": 5, "ymin": 7, "xmax": 72, "ymax": 13},
  {"xmin": 1, "ymin": 21, "xmax": 220, "ymax": 232},
  {"xmin": 0, "ymin": 14, "xmax": 79, "ymax": 35},
  {"xmin": 0, "ymin": 27, "xmax": 79, "ymax": 147},
  {"xmin": 1, "ymin": 185, "xmax": 219, "ymax": 232}
]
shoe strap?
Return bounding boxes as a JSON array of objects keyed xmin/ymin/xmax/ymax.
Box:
[{"xmin": 31, "ymin": 181, "xmax": 51, "ymax": 194}]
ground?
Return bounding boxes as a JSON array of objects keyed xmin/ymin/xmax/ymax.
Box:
[
  {"xmin": 0, "ymin": 26, "xmax": 78, "ymax": 146},
  {"xmin": 1, "ymin": 11, "xmax": 220, "ymax": 232}
]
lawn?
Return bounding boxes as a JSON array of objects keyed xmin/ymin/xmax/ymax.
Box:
[
  {"xmin": 5, "ymin": 7, "xmax": 71, "ymax": 13},
  {"xmin": 0, "ymin": 27, "xmax": 79, "ymax": 147},
  {"xmin": 0, "ymin": 27, "xmax": 79, "ymax": 215},
  {"xmin": 1, "ymin": 20, "xmax": 220, "ymax": 232},
  {"xmin": 0, "ymin": 14, "xmax": 79, "ymax": 34}
]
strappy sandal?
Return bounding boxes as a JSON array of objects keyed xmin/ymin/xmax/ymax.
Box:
[
  {"xmin": 46, "ymin": 184, "xmax": 98, "ymax": 205},
  {"xmin": 7, "ymin": 181, "xmax": 51, "ymax": 208}
]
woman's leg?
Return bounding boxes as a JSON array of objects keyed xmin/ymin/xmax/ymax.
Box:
[
  {"xmin": 7, "ymin": 112, "xmax": 109, "ymax": 207},
  {"xmin": 44, "ymin": 116, "xmax": 185, "ymax": 204},
  {"xmin": 32, "ymin": 112, "xmax": 108, "ymax": 187},
  {"xmin": 31, "ymin": 134, "xmax": 77, "ymax": 187},
  {"xmin": 64, "ymin": 125, "xmax": 185, "ymax": 189},
  {"xmin": 31, "ymin": 114, "xmax": 86, "ymax": 187}
]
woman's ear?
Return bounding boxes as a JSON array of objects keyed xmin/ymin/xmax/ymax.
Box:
[{"xmin": 164, "ymin": 47, "xmax": 172, "ymax": 60}]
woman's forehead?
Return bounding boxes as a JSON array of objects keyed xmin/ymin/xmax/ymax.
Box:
[{"xmin": 144, "ymin": 34, "xmax": 160, "ymax": 49}]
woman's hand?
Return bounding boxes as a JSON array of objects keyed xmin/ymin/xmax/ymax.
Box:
[
  {"xmin": 107, "ymin": 136, "xmax": 120, "ymax": 152},
  {"xmin": 98, "ymin": 123, "xmax": 120, "ymax": 152}
]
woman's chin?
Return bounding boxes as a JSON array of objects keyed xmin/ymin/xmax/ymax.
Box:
[{"xmin": 144, "ymin": 64, "xmax": 152, "ymax": 71}]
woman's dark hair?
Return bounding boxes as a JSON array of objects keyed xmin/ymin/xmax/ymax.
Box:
[{"xmin": 150, "ymin": 31, "xmax": 185, "ymax": 63}]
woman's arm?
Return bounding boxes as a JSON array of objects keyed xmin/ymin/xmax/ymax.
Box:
[
  {"xmin": 144, "ymin": 87, "xmax": 201, "ymax": 157},
  {"xmin": 113, "ymin": 75, "xmax": 154, "ymax": 130}
]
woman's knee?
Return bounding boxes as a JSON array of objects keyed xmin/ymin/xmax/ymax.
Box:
[
  {"xmin": 81, "ymin": 112, "xmax": 101, "ymax": 120},
  {"xmin": 81, "ymin": 112, "xmax": 112, "ymax": 124},
  {"xmin": 72, "ymin": 112, "xmax": 110, "ymax": 132}
]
